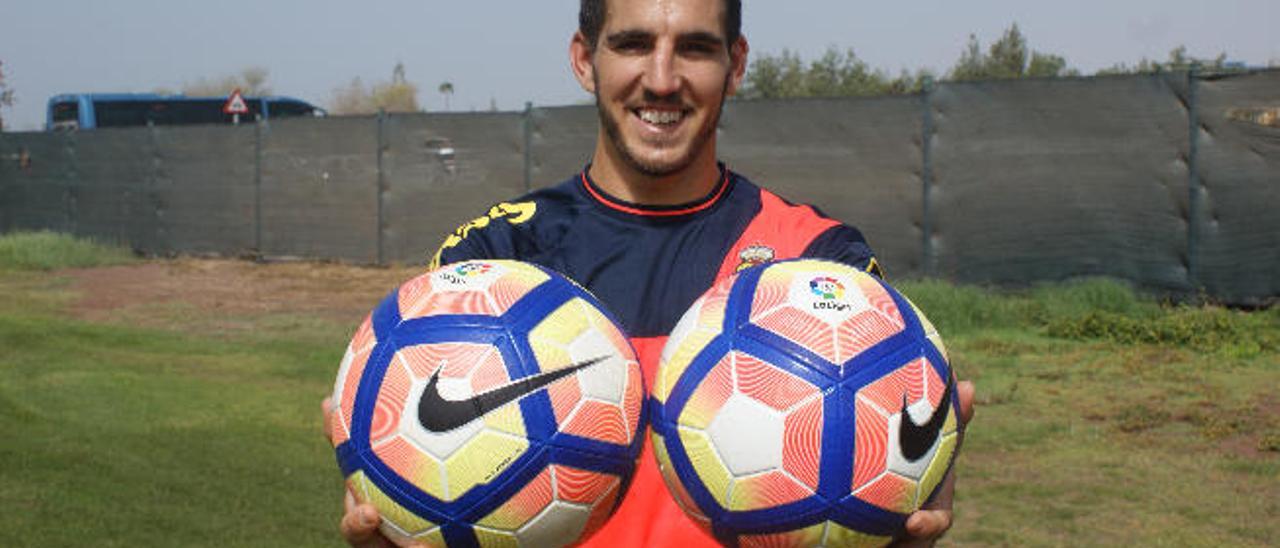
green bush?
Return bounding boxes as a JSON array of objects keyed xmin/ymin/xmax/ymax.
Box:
[
  {"xmin": 894, "ymin": 279, "xmax": 1023, "ymax": 335},
  {"xmin": 895, "ymin": 276, "xmax": 1276, "ymax": 355},
  {"xmin": 1027, "ymin": 277, "xmax": 1158, "ymax": 324},
  {"xmin": 1046, "ymin": 306, "xmax": 1278, "ymax": 355},
  {"xmin": 0, "ymin": 231, "xmax": 135, "ymax": 271}
]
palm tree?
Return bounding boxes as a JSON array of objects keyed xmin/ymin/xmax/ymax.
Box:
[{"xmin": 438, "ymin": 82, "xmax": 454, "ymax": 111}]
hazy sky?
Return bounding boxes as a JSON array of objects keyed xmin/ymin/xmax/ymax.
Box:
[{"xmin": 2, "ymin": 0, "xmax": 1276, "ymax": 130}]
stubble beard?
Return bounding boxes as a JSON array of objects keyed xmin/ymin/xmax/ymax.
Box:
[{"xmin": 594, "ymin": 73, "xmax": 730, "ymax": 179}]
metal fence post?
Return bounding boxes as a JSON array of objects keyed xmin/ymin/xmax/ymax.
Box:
[
  {"xmin": 376, "ymin": 109, "xmax": 387, "ymax": 265},
  {"xmin": 254, "ymin": 116, "xmax": 264, "ymax": 257},
  {"xmin": 64, "ymin": 130, "xmax": 78, "ymax": 235},
  {"xmin": 1186, "ymin": 66, "xmax": 1202, "ymax": 291},
  {"xmin": 920, "ymin": 77, "xmax": 936, "ymax": 278},
  {"xmin": 523, "ymin": 101, "xmax": 534, "ymax": 193},
  {"xmin": 147, "ymin": 121, "xmax": 162, "ymax": 254}
]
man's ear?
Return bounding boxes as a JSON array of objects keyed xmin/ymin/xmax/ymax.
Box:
[
  {"xmin": 570, "ymin": 31, "xmax": 597, "ymax": 94},
  {"xmin": 725, "ymin": 36, "xmax": 749, "ymax": 97}
]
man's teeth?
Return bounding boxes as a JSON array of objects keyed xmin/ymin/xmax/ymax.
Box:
[{"xmin": 638, "ymin": 109, "xmax": 683, "ymax": 125}]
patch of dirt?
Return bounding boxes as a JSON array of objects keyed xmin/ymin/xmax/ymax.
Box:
[{"xmin": 64, "ymin": 258, "xmax": 424, "ymax": 328}]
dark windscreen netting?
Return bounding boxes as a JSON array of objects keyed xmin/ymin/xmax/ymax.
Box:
[
  {"xmin": 66, "ymin": 128, "xmax": 155, "ymax": 249},
  {"xmin": 719, "ymin": 97, "xmax": 925, "ymax": 277},
  {"xmin": 1193, "ymin": 70, "xmax": 1280, "ymax": 305},
  {"xmin": 260, "ymin": 116, "xmax": 379, "ymax": 262},
  {"xmin": 1, "ymin": 72, "xmax": 1276, "ymax": 302},
  {"xmin": 151, "ymin": 124, "xmax": 257, "ymax": 255},
  {"xmin": 380, "ymin": 112, "xmax": 525, "ymax": 265},
  {"xmin": 528, "ymin": 105, "xmax": 597, "ymax": 190},
  {"xmin": 0, "ymin": 132, "xmax": 73, "ymax": 233},
  {"xmin": 930, "ymin": 75, "xmax": 1193, "ymax": 292}
]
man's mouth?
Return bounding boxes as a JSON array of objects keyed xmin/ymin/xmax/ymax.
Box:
[{"xmin": 634, "ymin": 108, "xmax": 686, "ymax": 127}]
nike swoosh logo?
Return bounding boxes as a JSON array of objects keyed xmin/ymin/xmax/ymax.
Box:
[
  {"xmin": 898, "ymin": 374, "xmax": 954, "ymax": 462},
  {"xmin": 417, "ymin": 355, "xmax": 609, "ymax": 433}
]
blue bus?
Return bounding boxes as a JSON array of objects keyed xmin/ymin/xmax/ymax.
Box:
[{"xmin": 46, "ymin": 93, "xmax": 325, "ymax": 131}]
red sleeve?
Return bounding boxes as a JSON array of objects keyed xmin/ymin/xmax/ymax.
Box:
[{"xmin": 715, "ymin": 188, "xmax": 842, "ymax": 281}]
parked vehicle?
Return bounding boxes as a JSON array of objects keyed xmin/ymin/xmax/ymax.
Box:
[{"xmin": 46, "ymin": 93, "xmax": 325, "ymax": 131}]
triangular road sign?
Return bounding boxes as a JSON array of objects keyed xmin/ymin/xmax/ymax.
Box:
[{"xmin": 222, "ymin": 89, "xmax": 249, "ymax": 115}]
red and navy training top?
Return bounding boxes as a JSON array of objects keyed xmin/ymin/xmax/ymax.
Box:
[{"xmin": 429, "ymin": 164, "xmax": 881, "ymax": 547}]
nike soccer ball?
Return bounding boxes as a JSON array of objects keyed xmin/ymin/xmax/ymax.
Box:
[
  {"xmin": 329, "ymin": 260, "xmax": 645, "ymax": 546},
  {"xmin": 652, "ymin": 259, "xmax": 959, "ymax": 547}
]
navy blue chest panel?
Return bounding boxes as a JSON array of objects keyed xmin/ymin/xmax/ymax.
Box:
[{"xmin": 432, "ymin": 173, "xmax": 873, "ymax": 338}]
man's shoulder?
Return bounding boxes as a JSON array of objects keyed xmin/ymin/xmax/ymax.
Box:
[
  {"xmin": 726, "ymin": 170, "xmax": 842, "ymax": 229},
  {"xmin": 727, "ymin": 169, "xmax": 880, "ymax": 276},
  {"xmin": 428, "ymin": 174, "xmax": 583, "ymax": 269}
]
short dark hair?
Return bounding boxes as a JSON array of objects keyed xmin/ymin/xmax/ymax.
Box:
[{"xmin": 579, "ymin": 0, "xmax": 742, "ymax": 51}]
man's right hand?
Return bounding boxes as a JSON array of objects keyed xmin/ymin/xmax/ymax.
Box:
[{"xmin": 324, "ymin": 397, "xmax": 410, "ymax": 548}]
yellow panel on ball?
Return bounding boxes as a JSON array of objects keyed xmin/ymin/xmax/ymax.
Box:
[
  {"xmin": 739, "ymin": 521, "xmax": 825, "ymax": 548},
  {"xmin": 917, "ymin": 431, "xmax": 958, "ymax": 506},
  {"xmin": 656, "ymin": 278, "xmax": 731, "ymax": 402},
  {"xmin": 475, "ymin": 468, "xmax": 554, "ymax": 531},
  {"xmin": 350, "ymin": 470, "xmax": 441, "ymax": 542},
  {"xmin": 372, "ymin": 435, "xmax": 445, "ymax": 499},
  {"xmin": 443, "ymin": 431, "xmax": 529, "ymax": 501},
  {"xmin": 471, "ymin": 528, "xmax": 518, "ymax": 548},
  {"xmin": 527, "ymin": 299, "xmax": 594, "ymax": 358},
  {"xmin": 481, "ymin": 400, "xmax": 528, "ymax": 438},
  {"xmin": 679, "ymin": 428, "xmax": 735, "ymax": 508},
  {"xmin": 823, "ymin": 521, "xmax": 894, "ymax": 548}
]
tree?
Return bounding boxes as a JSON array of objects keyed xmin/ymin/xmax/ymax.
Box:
[
  {"xmin": 947, "ymin": 23, "xmax": 1077, "ymax": 81},
  {"xmin": 1096, "ymin": 45, "xmax": 1238, "ymax": 76},
  {"xmin": 329, "ymin": 63, "xmax": 420, "ymax": 115},
  {"xmin": 0, "ymin": 60, "xmax": 14, "ymax": 131},
  {"xmin": 738, "ymin": 46, "xmax": 929, "ymax": 100},
  {"xmin": 438, "ymin": 82, "xmax": 454, "ymax": 111},
  {"xmin": 182, "ymin": 66, "xmax": 272, "ymax": 96}
]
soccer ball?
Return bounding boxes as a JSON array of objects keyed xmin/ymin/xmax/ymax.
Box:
[
  {"xmin": 652, "ymin": 259, "xmax": 959, "ymax": 547},
  {"xmin": 329, "ymin": 260, "xmax": 645, "ymax": 546}
]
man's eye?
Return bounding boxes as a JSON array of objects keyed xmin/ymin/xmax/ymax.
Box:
[
  {"xmin": 681, "ymin": 42, "xmax": 719, "ymax": 56},
  {"xmin": 615, "ymin": 39, "xmax": 649, "ymax": 52}
]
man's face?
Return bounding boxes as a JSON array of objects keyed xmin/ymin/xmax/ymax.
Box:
[{"xmin": 573, "ymin": 0, "xmax": 747, "ymax": 178}]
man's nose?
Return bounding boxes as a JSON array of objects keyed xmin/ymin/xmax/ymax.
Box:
[{"xmin": 642, "ymin": 44, "xmax": 681, "ymax": 97}]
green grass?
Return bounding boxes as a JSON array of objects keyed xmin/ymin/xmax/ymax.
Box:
[
  {"xmin": 0, "ymin": 270, "xmax": 344, "ymax": 547},
  {"xmin": 895, "ymin": 277, "xmax": 1280, "ymax": 546},
  {"xmin": 0, "ymin": 231, "xmax": 136, "ymax": 271},
  {"xmin": 0, "ymin": 265, "xmax": 1276, "ymax": 547}
]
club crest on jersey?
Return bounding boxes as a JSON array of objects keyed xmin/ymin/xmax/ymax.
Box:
[
  {"xmin": 735, "ymin": 245, "xmax": 776, "ymax": 272},
  {"xmin": 809, "ymin": 276, "xmax": 851, "ymax": 311}
]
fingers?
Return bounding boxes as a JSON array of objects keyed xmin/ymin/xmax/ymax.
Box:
[
  {"xmin": 892, "ymin": 457, "xmax": 957, "ymax": 546},
  {"xmin": 323, "ymin": 396, "xmax": 337, "ymax": 444},
  {"xmin": 898, "ymin": 508, "xmax": 953, "ymax": 547},
  {"xmin": 956, "ymin": 380, "xmax": 975, "ymax": 426},
  {"xmin": 341, "ymin": 490, "xmax": 391, "ymax": 548}
]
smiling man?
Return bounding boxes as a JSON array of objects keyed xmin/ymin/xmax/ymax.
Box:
[{"xmin": 333, "ymin": 0, "xmax": 974, "ymax": 546}]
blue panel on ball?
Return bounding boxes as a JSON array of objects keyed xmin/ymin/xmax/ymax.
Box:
[
  {"xmin": 818, "ymin": 385, "xmax": 856, "ymax": 502},
  {"xmin": 710, "ymin": 496, "xmax": 830, "ymax": 540},
  {"xmin": 833, "ymin": 494, "xmax": 909, "ymax": 537},
  {"xmin": 658, "ymin": 334, "xmax": 732, "ymax": 420},
  {"xmin": 735, "ymin": 323, "xmax": 841, "ymax": 384},
  {"xmin": 722, "ymin": 258, "xmax": 767, "ymax": 334},
  {"xmin": 370, "ymin": 287, "xmax": 403, "ymax": 343}
]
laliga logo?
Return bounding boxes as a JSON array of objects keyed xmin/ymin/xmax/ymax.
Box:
[
  {"xmin": 809, "ymin": 276, "xmax": 851, "ymax": 311},
  {"xmin": 442, "ymin": 262, "xmax": 493, "ymax": 284},
  {"xmin": 454, "ymin": 263, "xmax": 492, "ymax": 277}
]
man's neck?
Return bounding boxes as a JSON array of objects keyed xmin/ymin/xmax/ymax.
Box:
[{"xmin": 587, "ymin": 138, "xmax": 721, "ymax": 206}]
